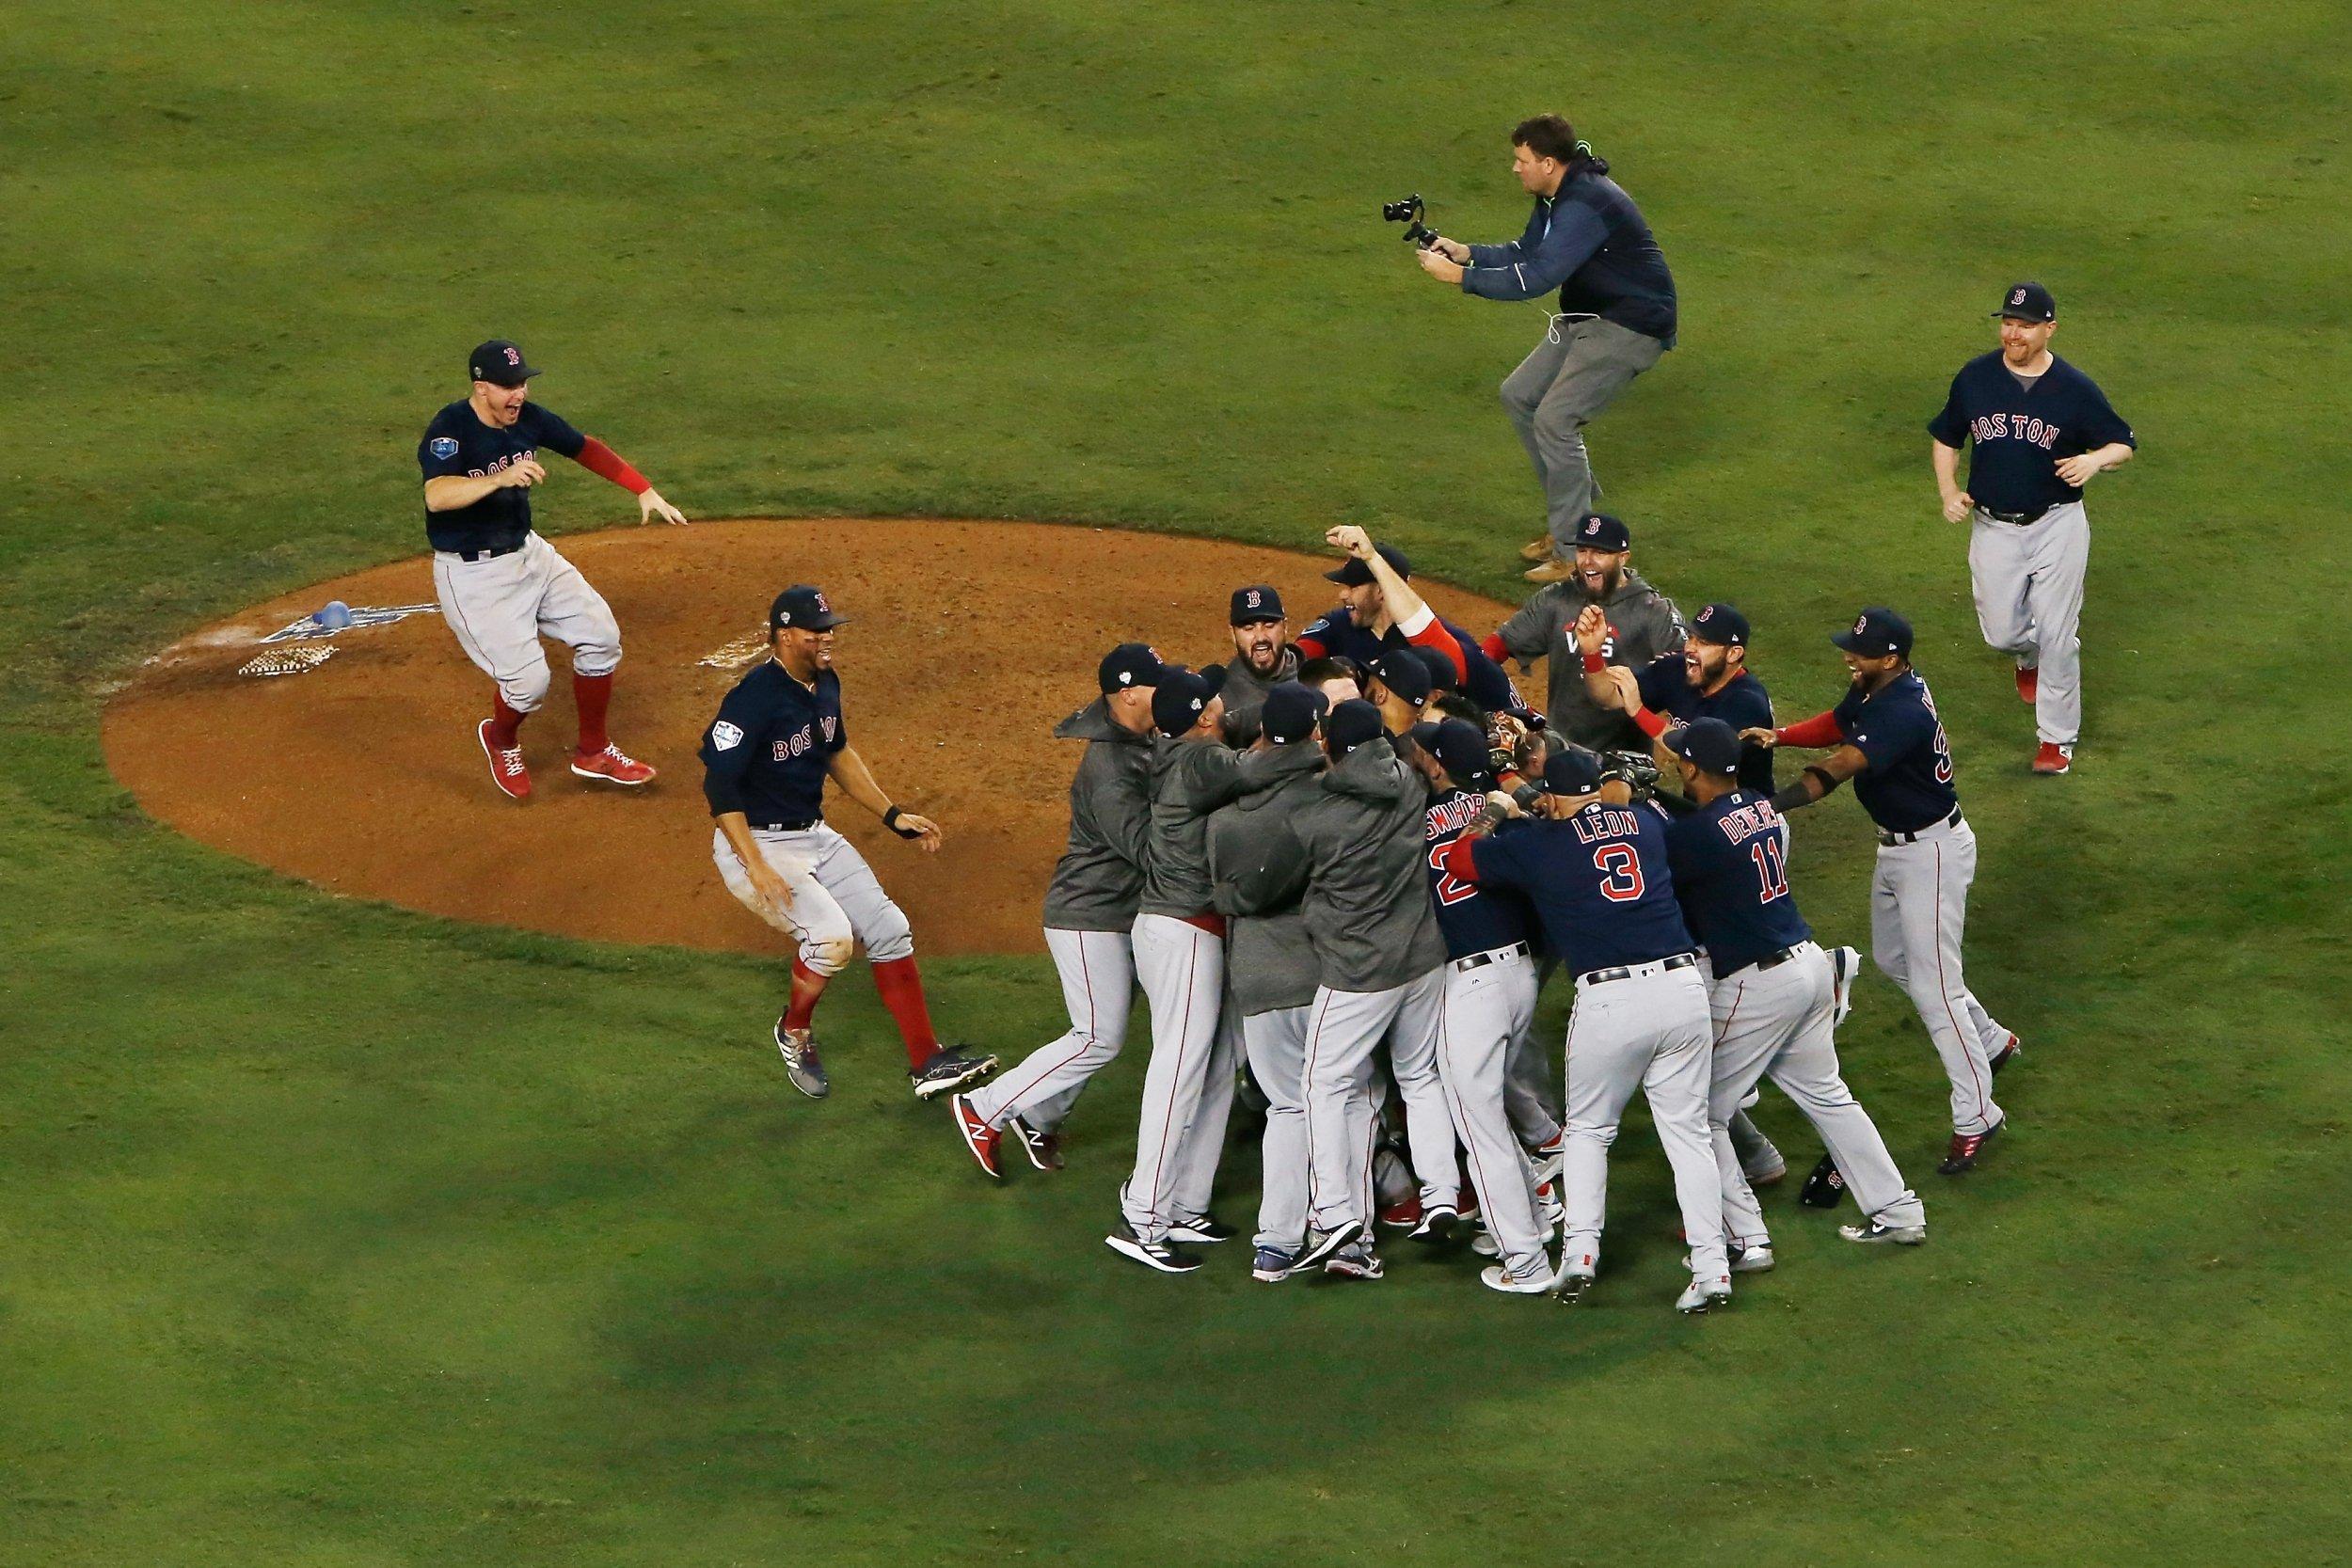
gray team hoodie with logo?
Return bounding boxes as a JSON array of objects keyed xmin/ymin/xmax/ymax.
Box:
[
  {"xmin": 1041, "ymin": 699, "xmax": 1156, "ymax": 932},
  {"xmin": 1137, "ymin": 736, "xmax": 1248, "ymax": 921},
  {"xmin": 1205, "ymin": 740, "xmax": 1325, "ymax": 1017},
  {"xmin": 1494, "ymin": 568, "xmax": 1685, "ymax": 750},
  {"xmin": 1291, "ymin": 736, "xmax": 1448, "ymax": 993}
]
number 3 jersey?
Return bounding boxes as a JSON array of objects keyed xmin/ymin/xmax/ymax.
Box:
[
  {"xmin": 1832, "ymin": 669, "xmax": 1959, "ymax": 834},
  {"xmin": 1423, "ymin": 785, "xmax": 1540, "ymax": 960},
  {"xmin": 1467, "ymin": 801, "xmax": 1696, "ymax": 974},
  {"xmin": 1663, "ymin": 792, "xmax": 1811, "ymax": 975}
]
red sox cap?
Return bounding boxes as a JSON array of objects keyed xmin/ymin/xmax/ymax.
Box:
[
  {"xmin": 469, "ymin": 339, "xmax": 539, "ymax": 387},
  {"xmin": 1573, "ymin": 514, "xmax": 1631, "ymax": 552},
  {"xmin": 1993, "ymin": 281, "xmax": 2057, "ymax": 323},
  {"xmin": 1665, "ymin": 717, "xmax": 1743, "ymax": 775},
  {"xmin": 1099, "ymin": 642, "xmax": 1167, "ymax": 693},
  {"xmin": 1230, "ymin": 585, "xmax": 1286, "ymax": 625},
  {"xmin": 1690, "ymin": 603, "xmax": 1750, "ymax": 646},
  {"xmin": 1831, "ymin": 607, "xmax": 1913, "ymax": 658},
  {"xmin": 771, "ymin": 584, "xmax": 849, "ymax": 631}
]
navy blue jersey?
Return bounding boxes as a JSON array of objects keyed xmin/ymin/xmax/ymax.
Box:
[
  {"xmin": 1634, "ymin": 655, "xmax": 1775, "ymax": 792},
  {"xmin": 698, "ymin": 658, "xmax": 847, "ymax": 827},
  {"xmin": 1926, "ymin": 352, "xmax": 2136, "ymax": 515},
  {"xmin": 1665, "ymin": 791, "xmax": 1810, "ymax": 974},
  {"xmin": 419, "ymin": 399, "xmax": 587, "ymax": 555},
  {"xmin": 1469, "ymin": 803, "xmax": 1695, "ymax": 974},
  {"xmin": 1832, "ymin": 670, "xmax": 1959, "ymax": 834},
  {"xmin": 1300, "ymin": 605, "xmax": 1536, "ymax": 722},
  {"xmin": 1423, "ymin": 785, "xmax": 1538, "ymax": 959}
]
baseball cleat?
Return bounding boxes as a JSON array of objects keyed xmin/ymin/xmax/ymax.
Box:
[
  {"xmin": 1937, "ymin": 1117, "xmax": 2006, "ymax": 1175},
  {"xmin": 1989, "ymin": 1034, "xmax": 2024, "ymax": 1076},
  {"xmin": 1482, "ymin": 1259, "xmax": 1557, "ymax": 1295},
  {"xmin": 1535, "ymin": 1180, "xmax": 1565, "ymax": 1230},
  {"xmin": 1168, "ymin": 1213, "xmax": 1237, "ymax": 1245},
  {"xmin": 1731, "ymin": 1241, "xmax": 1776, "ymax": 1274},
  {"xmin": 1250, "ymin": 1245, "xmax": 1300, "ymax": 1283},
  {"xmin": 1676, "ymin": 1275, "xmax": 1735, "ymax": 1314},
  {"xmin": 1799, "ymin": 1152, "xmax": 1848, "ymax": 1209},
  {"xmin": 1006, "ymin": 1113, "xmax": 1064, "ymax": 1171},
  {"xmin": 2031, "ymin": 740, "xmax": 2074, "ymax": 775},
  {"xmin": 774, "ymin": 1022, "xmax": 829, "ymax": 1100},
  {"xmin": 1520, "ymin": 536, "xmax": 1558, "ymax": 563},
  {"xmin": 1324, "ymin": 1239, "xmax": 1384, "ymax": 1280},
  {"xmin": 570, "ymin": 741, "xmax": 657, "ymax": 785},
  {"xmin": 1294, "ymin": 1220, "xmax": 1363, "ymax": 1273},
  {"xmin": 1104, "ymin": 1223, "xmax": 1201, "ymax": 1275},
  {"xmin": 1841, "ymin": 1219, "xmax": 1928, "ymax": 1245},
  {"xmin": 2015, "ymin": 665, "xmax": 2039, "ymax": 705},
  {"xmin": 1377, "ymin": 1195, "xmax": 1423, "ymax": 1231},
  {"xmin": 1829, "ymin": 944, "xmax": 1862, "ymax": 1026},
  {"xmin": 1528, "ymin": 1132, "xmax": 1565, "ymax": 1186},
  {"xmin": 1409, "ymin": 1202, "xmax": 1461, "ymax": 1244},
  {"xmin": 949, "ymin": 1093, "xmax": 1001, "ymax": 1179},
  {"xmin": 477, "ymin": 719, "xmax": 532, "ymax": 800},
  {"xmin": 1552, "ymin": 1252, "xmax": 1597, "ymax": 1304},
  {"xmin": 909, "ymin": 1047, "xmax": 997, "ymax": 1101}
]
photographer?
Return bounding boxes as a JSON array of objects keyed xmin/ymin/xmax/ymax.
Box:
[{"xmin": 1414, "ymin": 115, "xmax": 1677, "ymax": 582}]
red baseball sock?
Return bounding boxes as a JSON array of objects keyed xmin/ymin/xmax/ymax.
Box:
[
  {"xmin": 487, "ymin": 694, "xmax": 528, "ymax": 749},
  {"xmin": 573, "ymin": 671, "xmax": 613, "ymax": 753},
  {"xmin": 783, "ymin": 958, "xmax": 828, "ymax": 1034},
  {"xmin": 871, "ymin": 956, "xmax": 940, "ymax": 1068}
]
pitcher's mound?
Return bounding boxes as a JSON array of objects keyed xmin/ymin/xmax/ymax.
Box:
[{"xmin": 102, "ymin": 518, "xmax": 1524, "ymax": 956}]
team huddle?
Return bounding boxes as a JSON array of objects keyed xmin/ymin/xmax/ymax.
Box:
[{"xmin": 410, "ymin": 114, "xmax": 2135, "ymax": 1313}]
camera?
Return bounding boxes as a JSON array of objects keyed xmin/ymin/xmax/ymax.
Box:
[{"xmin": 1382, "ymin": 193, "xmax": 1438, "ymax": 249}]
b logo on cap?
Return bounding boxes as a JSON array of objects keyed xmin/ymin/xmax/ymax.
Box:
[
  {"xmin": 1245, "ymin": 590, "xmax": 1263, "ymax": 610},
  {"xmin": 1853, "ymin": 614, "xmax": 1870, "ymax": 637},
  {"xmin": 2010, "ymin": 288, "xmax": 2026, "ymax": 306},
  {"xmin": 1697, "ymin": 607, "xmax": 1713, "ymax": 624},
  {"xmin": 813, "ymin": 591, "xmax": 832, "ymax": 612},
  {"xmin": 1583, "ymin": 518, "xmax": 1601, "ymax": 536},
  {"xmin": 504, "ymin": 346, "xmax": 521, "ymax": 366}
]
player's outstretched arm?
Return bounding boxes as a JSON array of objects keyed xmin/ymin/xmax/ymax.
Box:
[
  {"xmin": 826, "ymin": 748, "xmax": 942, "ymax": 852},
  {"xmin": 1767, "ymin": 744, "xmax": 1868, "ymax": 816},
  {"xmin": 572, "ymin": 436, "xmax": 689, "ymax": 524}
]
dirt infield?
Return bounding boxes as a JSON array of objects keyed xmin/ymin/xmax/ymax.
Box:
[{"xmin": 103, "ymin": 518, "xmax": 1528, "ymax": 957}]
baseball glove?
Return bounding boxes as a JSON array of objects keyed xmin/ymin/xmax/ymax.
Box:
[{"xmin": 1599, "ymin": 748, "xmax": 1661, "ymax": 800}]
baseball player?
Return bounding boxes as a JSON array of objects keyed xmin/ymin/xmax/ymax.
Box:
[
  {"xmin": 1309, "ymin": 527, "xmax": 1537, "ymax": 726},
  {"xmin": 1106, "ymin": 667, "xmax": 1249, "ymax": 1274},
  {"xmin": 1742, "ymin": 609, "xmax": 2021, "ymax": 1175},
  {"xmin": 1286, "ymin": 700, "xmax": 1461, "ymax": 1282},
  {"xmin": 950, "ymin": 644, "xmax": 1164, "ymax": 1177},
  {"xmin": 1436, "ymin": 748, "xmax": 1731, "ymax": 1314},
  {"xmin": 1411, "ymin": 719, "xmax": 1557, "ymax": 1294},
  {"xmin": 1202, "ymin": 683, "xmax": 1333, "ymax": 1281},
  {"xmin": 1661, "ymin": 720, "xmax": 1927, "ymax": 1260},
  {"xmin": 1577, "ymin": 601, "xmax": 1775, "ymax": 793},
  {"xmin": 1485, "ymin": 513, "xmax": 1685, "ymax": 750},
  {"xmin": 1216, "ymin": 586, "xmax": 1300, "ymax": 736},
  {"xmin": 698, "ymin": 585, "xmax": 997, "ymax": 1102},
  {"xmin": 1930, "ymin": 282, "xmax": 2137, "ymax": 775},
  {"xmin": 1364, "ymin": 650, "xmax": 1436, "ymax": 737},
  {"xmin": 419, "ymin": 340, "xmax": 687, "ymax": 800},
  {"xmin": 1410, "ymin": 114, "xmax": 1677, "ymax": 581}
]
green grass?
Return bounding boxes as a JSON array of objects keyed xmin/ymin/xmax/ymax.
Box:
[{"xmin": 5, "ymin": 1, "xmax": 2350, "ymax": 1562}]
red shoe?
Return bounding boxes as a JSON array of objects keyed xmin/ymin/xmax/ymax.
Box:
[
  {"xmin": 2031, "ymin": 741, "xmax": 2073, "ymax": 775},
  {"xmin": 477, "ymin": 719, "xmax": 531, "ymax": 800},
  {"xmin": 2015, "ymin": 666, "xmax": 2039, "ymax": 705},
  {"xmin": 1937, "ymin": 1118, "xmax": 2005, "ymax": 1176},
  {"xmin": 572, "ymin": 742, "xmax": 657, "ymax": 785},
  {"xmin": 1989, "ymin": 1034, "xmax": 2023, "ymax": 1075},
  {"xmin": 1377, "ymin": 1195, "xmax": 1422, "ymax": 1230},
  {"xmin": 950, "ymin": 1093, "xmax": 1002, "ymax": 1179}
]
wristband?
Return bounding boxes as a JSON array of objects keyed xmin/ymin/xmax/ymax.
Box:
[
  {"xmin": 883, "ymin": 804, "xmax": 921, "ymax": 839},
  {"xmin": 1581, "ymin": 652, "xmax": 1608, "ymax": 674},
  {"xmin": 1632, "ymin": 706, "xmax": 1668, "ymax": 739}
]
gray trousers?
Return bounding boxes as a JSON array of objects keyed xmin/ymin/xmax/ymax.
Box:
[
  {"xmin": 1501, "ymin": 316, "xmax": 1665, "ymax": 552},
  {"xmin": 1437, "ymin": 951, "xmax": 1549, "ymax": 1276},
  {"xmin": 1970, "ymin": 500, "xmax": 2090, "ymax": 744},
  {"xmin": 1241, "ymin": 1004, "xmax": 1313, "ymax": 1250},
  {"xmin": 1872, "ymin": 821, "xmax": 2010, "ymax": 1136},
  {"xmin": 1300, "ymin": 969, "xmax": 1449, "ymax": 1236},
  {"xmin": 1119, "ymin": 915, "xmax": 1235, "ymax": 1242}
]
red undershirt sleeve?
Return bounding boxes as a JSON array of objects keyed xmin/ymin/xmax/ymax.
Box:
[
  {"xmin": 1479, "ymin": 632, "xmax": 1509, "ymax": 664},
  {"xmin": 1775, "ymin": 710, "xmax": 1845, "ymax": 748},
  {"xmin": 1395, "ymin": 606, "xmax": 1469, "ymax": 681},
  {"xmin": 575, "ymin": 436, "xmax": 652, "ymax": 496},
  {"xmin": 1438, "ymin": 834, "xmax": 1482, "ymax": 881}
]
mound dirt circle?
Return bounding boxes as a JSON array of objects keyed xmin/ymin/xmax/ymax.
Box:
[{"xmin": 102, "ymin": 518, "xmax": 1528, "ymax": 957}]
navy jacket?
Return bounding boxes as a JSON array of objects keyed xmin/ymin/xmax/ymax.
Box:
[{"xmin": 1463, "ymin": 170, "xmax": 1677, "ymax": 346}]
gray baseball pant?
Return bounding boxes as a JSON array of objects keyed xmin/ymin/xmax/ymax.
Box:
[
  {"xmin": 1970, "ymin": 499, "xmax": 2090, "ymax": 745},
  {"xmin": 1500, "ymin": 316, "xmax": 1665, "ymax": 555},
  {"xmin": 1119, "ymin": 914, "xmax": 1229, "ymax": 1243},
  {"xmin": 1706, "ymin": 943, "xmax": 1925, "ymax": 1247},
  {"xmin": 1300, "ymin": 968, "xmax": 1448, "ymax": 1237},
  {"xmin": 964, "ymin": 927, "xmax": 1132, "ymax": 1132},
  {"xmin": 433, "ymin": 531, "xmax": 621, "ymax": 712},
  {"xmin": 712, "ymin": 822, "xmax": 913, "ymax": 976},
  {"xmin": 1871, "ymin": 818, "xmax": 2010, "ymax": 1136},
  {"xmin": 1242, "ymin": 1004, "xmax": 1313, "ymax": 1250},
  {"xmin": 1436, "ymin": 948, "xmax": 1549, "ymax": 1277}
]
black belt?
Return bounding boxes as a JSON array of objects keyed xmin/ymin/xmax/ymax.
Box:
[
  {"xmin": 444, "ymin": 542, "xmax": 525, "ymax": 562},
  {"xmin": 1978, "ymin": 503, "xmax": 2059, "ymax": 526},
  {"xmin": 1578, "ymin": 951, "xmax": 1699, "ymax": 988},
  {"xmin": 1732, "ymin": 943, "xmax": 1808, "ymax": 978},
  {"xmin": 1451, "ymin": 941, "xmax": 1531, "ymax": 974},
  {"xmin": 1879, "ymin": 805, "xmax": 1963, "ymax": 847},
  {"xmin": 753, "ymin": 816, "xmax": 823, "ymax": 832}
]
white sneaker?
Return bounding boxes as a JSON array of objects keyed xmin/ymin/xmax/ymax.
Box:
[
  {"xmin": 1470, "ymin": 1227, "xmax": 1500, "ymax": 1259},
  {"xmin": 1840, "ymin": 1219, "xmax": 1928, "ymax": 1245},
  {"xmin": 1676, "ymin": 1274, "xmax": 1733, "ymax": 1314},
  {"xmin": 1683, "ymin": 1243, "xmax": 1772, "ymax": 1274},
  {"xmin": 1553, "ymin": 1251, "xmax": 1598, "ymax": 1303},
  {"xmin": 1482, "ymin": 1259, "xmax": 1556, "ymax": 1295}
]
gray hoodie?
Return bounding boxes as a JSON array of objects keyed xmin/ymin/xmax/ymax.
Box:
[
  {"xmin": 1292, "ymin": 736, "xmax": 1448, "ymax": 992},
  {"xmin": 1494, "ymin": 567, "xmax": 1685, "ymax": 750},
  {"xmin": 1041, "ymin": 699, "xmax": 1156, "ymax": 932},
  {"xmin": 1137, "ymin": 736, "xmax": 1248, "ymax": 920},
  {"xmin": 1216, "ymin": 648, "xmax": 1301, "ymax": 735},
  {"xmin": 1206, "ymin": 741, "xmax": 1325, "ymax": 1016}
]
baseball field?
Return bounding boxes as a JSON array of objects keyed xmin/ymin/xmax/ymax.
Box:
[{"xmin": 7, "ymin": 2, "xmax": 2350, "ymax": 1563}]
